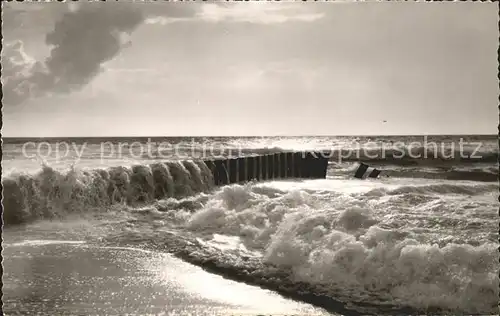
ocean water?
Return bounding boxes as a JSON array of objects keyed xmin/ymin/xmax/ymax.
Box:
[{"xmin": 2, "ymin": 135, "xmax": 499, "ymax": 315}]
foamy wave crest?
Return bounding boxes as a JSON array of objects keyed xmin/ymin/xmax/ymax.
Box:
[
  {"xmin": 180, "ymin": 184, "xmax": 498, "ymax": 314},
  {"xmin": 2, "ymin": 161, "xmax": 214, "ymax": 226},
  {"xmin": 266, "ymin": 223, "xmax": 497, "ymax": 314},
  {"xmin": 327, "ymin": 148, "xmax": 498, "ymax": 165},
  {"xmin": 363, "ymin": 182, "xmax": 498, "ymax": 197}
]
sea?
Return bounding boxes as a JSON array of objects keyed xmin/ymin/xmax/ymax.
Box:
[{"xmin": 2, "ymin": 135, "xmax": 498, "ymax": 315}]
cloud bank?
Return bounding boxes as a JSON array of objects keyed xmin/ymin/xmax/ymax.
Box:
[
  {"xmin": 198, "ymin": 3, "xmax": 324, "ymax": 24},
  {"xmin": 2, "ymin": 2, "xmax": 324, "ymax": 106},
  {"xmin": 2, "ymin": 3, "xmax": 144, "ymax": 106},
  {"xmin": 145, "ymin": 2, "xmax": 324, "ymax": 25}
]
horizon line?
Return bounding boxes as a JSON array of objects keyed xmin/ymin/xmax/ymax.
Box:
[{"xmin": 2, "ymin": 133, "xmax": 497, "ymax": 139}]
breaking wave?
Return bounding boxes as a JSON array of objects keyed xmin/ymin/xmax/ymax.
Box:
[{"xmin": 2, "ymin": 160, "xmax": 213, "ymax": 225}]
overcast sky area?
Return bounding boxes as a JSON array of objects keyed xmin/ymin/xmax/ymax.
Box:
[{"xmin": 2, "ymin": 1, "xmax": 498, "ymax": 137}]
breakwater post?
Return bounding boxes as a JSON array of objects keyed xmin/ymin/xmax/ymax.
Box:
[
  {"xmin": 263, "ymin": 154, "xmax": 269, "ymax": 180},
  {"xmin": 203, "ymin": 151, "xmax": 329, "ymax": 186}
]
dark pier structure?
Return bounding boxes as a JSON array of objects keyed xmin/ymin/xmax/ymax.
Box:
[{"xmin": 205, "ymin": 151, "xmax": 330, "ymax": 186}]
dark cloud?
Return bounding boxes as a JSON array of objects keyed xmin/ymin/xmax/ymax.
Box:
[{"xmin": 2, "ymin": 2, "xmax": 145, "ymax": 105}]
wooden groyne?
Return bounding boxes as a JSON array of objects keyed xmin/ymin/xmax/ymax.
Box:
[{"xmin": 204, "ymin": 151, "xmax": 330, "ymax": 186}]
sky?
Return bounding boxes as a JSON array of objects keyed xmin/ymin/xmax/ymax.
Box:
[{"xmin": 2, "ymin": 1, "xmax": 498, "ymax": 137}]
